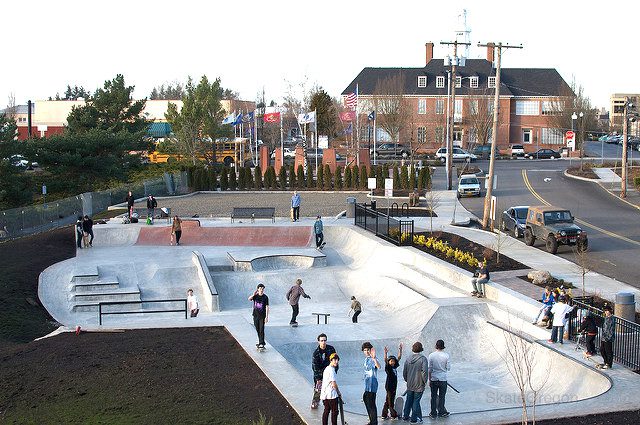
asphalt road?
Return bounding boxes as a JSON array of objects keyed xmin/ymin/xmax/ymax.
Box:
[{"xmin": 450, "ymin": 158, "xmax": 640, "ymax": 287}]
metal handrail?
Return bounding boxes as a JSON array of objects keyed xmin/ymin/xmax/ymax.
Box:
[
  {"xmin": 354, "ymin": 203, "xmax": 414, "ymax": 246},
  {"xmin": 98, "ymin": 299, "xmax": 188, "ymax": 325}
]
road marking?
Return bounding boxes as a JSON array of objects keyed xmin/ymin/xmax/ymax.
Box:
[{"xmin": 521, "ymin": 170, "xmax": 640, "ymax": 247}]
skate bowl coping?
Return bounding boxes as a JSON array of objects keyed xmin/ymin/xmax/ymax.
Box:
[
  {"xmin": 228, "ymin": 253, "xmax": 327, "ymax": 272},
  {"xmin": 191, "ymin": 251, "xmax": 219, "ymax": 311}
]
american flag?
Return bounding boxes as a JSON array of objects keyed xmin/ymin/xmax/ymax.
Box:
[{"xmin": 345, "ymin": 84, "xmax": 358, "ymax": 110}]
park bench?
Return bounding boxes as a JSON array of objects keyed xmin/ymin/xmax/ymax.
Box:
[
  {"xmin": 130, "ymin": 207, "xmax": 171, "ymax": 223},
  {"xmin": 231, "ymin": 207, "xmax": 275, "ymax": 223}
]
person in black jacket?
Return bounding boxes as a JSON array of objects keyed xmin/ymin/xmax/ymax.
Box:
[
  {"xmin": 75, "ymin": 216, "xmax": 84, "ymax": 248},
  {"xmin": 82, "ymin": 215, "xmax": 94, "ymax": 247},
  {"xmin": 311, "ymin": 333, "xmax": 336, "ymax": 409},
  {"xmin": 578, "ymin": 311, "xmax": 598, "ymax": 356},
  {"xmin": 125, "ymin": 191, "xmax": 135, "ymax": 218},
  {"xmin": 146, "ymin": 195, "xmax": 158, "ymax": 222}
]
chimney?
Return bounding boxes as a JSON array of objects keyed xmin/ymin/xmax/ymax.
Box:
[
  {"xmin": 486, "ymin": 43, "xmax": 495, "ymax": 64},
  {"xmin": 425, "ymin": 42, "xmax": 434, "ymax": 65}
]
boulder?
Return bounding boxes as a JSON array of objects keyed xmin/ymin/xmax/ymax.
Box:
[{"xmin": 528, "ymin": 270, "xmax": 552, "ymax": 285}]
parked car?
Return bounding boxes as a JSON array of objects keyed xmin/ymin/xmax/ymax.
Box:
[
  {"xmin": 501, "ymin": 206, "xmax": 529, "ymax": 238},
  {"xmin": 270, "ymin": 147, "xmax": 296, "ymax": 159},
  {"xmin": 457, "ymin": 174, "xmax": 481, "ymax": 198},
  {"xmin": 524, "ymin": 206, "xmax": 588, "ymax": 254},
  {"xmin": 525, "ymin": 149, "xmax": 560, "ymax": 160},
  {"xmin": 372, "ymin": 143, "xmax": 409, "ymax": 158},
  {"xmin": 605, "ymin": 135, "xmax": 622, "ymax": 144},
  {"xmin": 510, "ymin": 144, "xmax": 525, "ymax": 158},
  {"xmin": 471, "ymin": 144, "xmax": 499, "ymax": 159},
  {"xmin": 598, "ymin": 135, "xmax": 609, "ymax": 143},
  {"xmin": 435, "ymin": 147, "xmax": 477, "ymax": 163},
  {"xmin": 9, "ymin": 155, "xmax": 30, "ymax": 168}
]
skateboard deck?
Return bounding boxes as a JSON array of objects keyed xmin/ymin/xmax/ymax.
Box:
[
  {"xmin": 338, "ymin": 396, "xmax": 346, "ymax": 425},
  {"xmin": 395, "ymin": 396, "xmax": 404, "ymax": 418},
  {"xmin": 290, "ymin": 208, "xmax": 294, "ymax": 221},
  {"xmin": 318, "ymin": 242, "xmax": 326, "ymax": 250},
  {"xmin": 290, "ymin": 323, "xmax": 298, "ymax": 327}
]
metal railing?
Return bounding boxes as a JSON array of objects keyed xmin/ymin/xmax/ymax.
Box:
[
  {"xmin": 568, "ymin": 297, "xmax": 640, "ymax": 371},
  {"xmin": 98, "ymin": 299, "xmax": 188, "ymax": 325},
  {"xmin": 354, "ymin": 203, "xmax": 414, "ymax": 246}
]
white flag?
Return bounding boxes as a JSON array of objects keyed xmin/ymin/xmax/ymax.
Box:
[
  {"xmin": 222, "ymin": 113, "xmax": 236, "ymax": 125},
  {"xmin": 297, "ymin": 111, "xmax": 316, "ymax": 124}
]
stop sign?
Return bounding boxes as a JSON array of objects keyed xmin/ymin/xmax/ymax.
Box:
[{"xmin": 565, "ymin": 131, "xmax": 575, "ymax": 139}]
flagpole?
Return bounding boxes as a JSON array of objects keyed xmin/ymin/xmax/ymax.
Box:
[
  {"xmin": 254, "ymin": 110, "xmax": 258, "ymax": 167},
  {"xmin": 373, "ymin": 112, "xmax": 377, "ymax": 166},
  {"xmin": 355, "ymin": 84, "xmax": 360, "ymax": 165},
  {"xmin": 280, "ymin": 110, "xmax": 284, "ymax": 166}
]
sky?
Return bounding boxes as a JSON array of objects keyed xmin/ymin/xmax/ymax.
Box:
[{"xmin": 3, "ymin": 0, "xmax": 638, "ymax": 111}]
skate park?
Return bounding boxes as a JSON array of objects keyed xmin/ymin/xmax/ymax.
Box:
[{"xmin": 38, "ymin": 207, "xmax": 640, "ymax": 424}]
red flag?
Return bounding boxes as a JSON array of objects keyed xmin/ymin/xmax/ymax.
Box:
[
  {"xmin": 339, "ymin": 110, "xmax": 356, "ymax": 122},
  {"xmin": 263, "ymin": 112, "xmax": 281, "ymax": 123}
]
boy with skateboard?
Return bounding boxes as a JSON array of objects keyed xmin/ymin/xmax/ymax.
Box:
[
  {"xmin": 361, "ymin": 341, "xmax": 381, "ymax": 425},
  {"xmin": 381, "ymin": 343, "xmax": 403, "ymax": 420},
  {"xmin": 286, "ymin": 278, "xmax": 311, "ymax": 326},
  {"xmin": 312, "ymin": 334, "xmax": 336, "ymax": 409},
  {"xmin": 291, "ymin": 191, "xmax": 301, "ymax": 222},
  {"xmin": 248, "ymin": 283, "xmax": 269, "ymax": 351},
  {"xmin": 320, "ymin": 353, "xmax": 342, "ymax": 425},
  {"xmin": 314, "ymin": 215, "xmax": 326, "ymax": 250}
]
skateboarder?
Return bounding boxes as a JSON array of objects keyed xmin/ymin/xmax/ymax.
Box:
[
  {"xmin": 381, "ymin": 343, "xmax": 403, "ymax": 420},
  {"xmin": 291, "ymin": 190, "xmax": 301, "ymax": 222},
  {"xmin": 75, "ymin": 216, "xmax": 84, "ymax": 249},
  {"xmin": 146, "ymin": 194, "xmax": 157, "ymax": 223},
  {"xmin": 248, "ymin": 283, "xmax": 269, "ymax": 350},
  {"xmin": 286, "ymin": 278, "xmax": 311, "ymax": 326},
  {"xmin": 187, "ymin": 288, "xmax": 199, "ymax": 317},
  {"xmin": 320, "ymin": 353, "xmax": 342, "ymax": 425},
  {"xmin": 349, "ymin": 296, "xmax": 362, "ymax": 323},
  {"xmin": 314, "ymin": 215, "xmax": 325, "ymax": 249},
  {"xmin": 428, "ymin": 339, "xmax": 451, "ymax": 419},
  {"xmin": 599, "ymin": 305, "xmax": 615, "ymax": 369},
  {"xmin": 312, "ymin": 333, "xmax": 336, "ymax": 409},
  {"xmin": 125, "ymin": 191, "xmax": 135, "ymax": 218},
  {"xmin": 361, "ymin": 341, "xmax": 381, "ymax": 425},
  {"xmin": 402, "ymin": 341, "xmax": 428, "ymax": 422}
]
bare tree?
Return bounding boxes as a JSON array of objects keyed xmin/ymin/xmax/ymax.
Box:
[
  {"xmin": 572, "ymin": 246, "xmax": 592, "ymax": 298},
  {"xmin": 491, "ymin": 218, "xmax": 512, "ymax": 265},
  {"xmin": 424, "ymin": 185, "xmax": 441, "ymax": 233},
  {"xmin": 371, "ymin": 71, "xmax": 410, "ymax": 145},
  {"xmin": 5, "ymin": 93, "xmax": 17, "ymax": 120},
  {"xmin": 465, "ymin": 89, "xmax": 494, "ymax": 151}
]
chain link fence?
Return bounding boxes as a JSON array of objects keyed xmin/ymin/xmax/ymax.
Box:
[{"xmin": 0, "ymin": 171, "xmax": 189, "ymax": 241}]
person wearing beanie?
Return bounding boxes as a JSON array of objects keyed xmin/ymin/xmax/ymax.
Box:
[
  {"xmin": 402, "ymin": 341, "xmax": 428, "ymax": 422},
  {"xmin": 600, "ymin": 305, "xmax": 615, "ymax": 369},
  {"xmin": 320, "ymin": 352, "xmax": 341, "ymax": 425},
  {"xmin": 361, "ymin": 341, "xmax": 381, "ymax": 425},
  {"xmin": 428, "ymin": 340, "xmax": 451, "ymax": 419},
  {"xmin": 381, "ymin": 343, "xmax": 403, "ymax": 420}
]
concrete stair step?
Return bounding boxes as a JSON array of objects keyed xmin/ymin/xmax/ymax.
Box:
[
  {"xmin": 72, "ymin": 301, "xmax": 144, "ymax": 313},
  {"xmin": 73, "ymin": 279, "xmax": 120, "ymax": 292},
  {"xmin": 400, "ymin": 263, "xmax": 467, "ymax": 296},
  {"xmin": 71, "ymin": 290, "xmax": 141, "ymax": 303},
  {"xmin": 208, "ymin": 265, "xmax": 234, "ymax": 272},
  {"xmin": 71, "ymin": 274, "xmax": 100, "ymax": 283}
]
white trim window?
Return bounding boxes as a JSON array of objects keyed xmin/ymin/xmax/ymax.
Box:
[
  {"xmin": 542, "ymin": 100, "xmax": 563, "ymax": 115},
  {"xmin": 436, "ymin": 76, "xmax": 445, "ymax": 88},
  {"xmin": 523, "ymin": 128, "xmax": 533, "ymax": 144},
  {"xmin": 417, "ymin": 126, "xmax": 427, "ymax": 144},
  {"xmin": 488, "ymin": 101, "xmax": 494, "ymax": 114},
  {"xmin": 470, "ymin": 76, "xmax": 479, "ymax": 88},
  {"xmin": 455, "ymin": 76, "xmax": 462, "ymax": 88},
  {"xmin": 435, "ymin": 127, "xmax": 444, "ymax": 143},
  {"xmin": 470, "ymin": 100, "xmax": 479, "ymax": 115},
  {"xmin": 417, "ymin": 76, "xmax": 427, "ymax": 88},
  {"xmin": 516, "ymin": 101, "xmax": 539, "ymax": 116},
  {"xmin": 541, "ymin": 128, "xmax": 563, "ymax": 144},
  {"xmin": 454, "ymin": 99, "xmax": 463, "ymax": 121},
  {"xmin": 435, "ymin": 99, "xmax": 445, "ymax": 114},
  {"xmin": 418, "ymin": 99, "xmax": 427, "ymax": 114},
  {"xmin": 488, "ymin": 76, "xmax": 496, "ymax": 88}
]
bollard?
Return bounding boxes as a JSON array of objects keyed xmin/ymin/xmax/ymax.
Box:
[
  {"xmin": 614, "ymin": 292, "xmax": 636, "ymax": 322},
  {"xmin": 346, "ymin": 197, "xmax": 356, "ymax": 218}
]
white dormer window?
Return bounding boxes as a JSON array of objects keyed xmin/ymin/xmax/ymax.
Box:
[
  {"xmin": 455, "ymin": 76, "xmax": 462, "ymax": 88},
  {"xmin": 417, "ymin": 76, "xmax": 427, "ymax": 88},
  {"xmin": 470, "ymin": 76, "xmax": 479, "ymax": 88},
  {"xmin": 436, "ymin": 76, "xmax": 445, "ymax": 88},
  {"xmin": 488, "ymin": 77, "xmax": 496, "ymax": 88}
]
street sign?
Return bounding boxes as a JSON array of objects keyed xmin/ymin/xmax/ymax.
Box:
[
  {"xmin": 367, "ymin": 178, "xmax": 377, "ymax": 190},
  {"xmin": 318, "ymin": 136, "xmax": 328, "ymax": 149},
  {"xmin": 565, "ymin": 131, "xmax": 575, "ymax": 139},
  {"xmin": 384, "ymin": 178, "xmax": 393, "ymax": 197},
  {"xmin": 565, "ymin": 131, "xmax": 576, "ymax": 151}
]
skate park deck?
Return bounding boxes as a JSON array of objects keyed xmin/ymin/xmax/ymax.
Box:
[{"xmin": 37, "ymin": 219, "xmax": 640, "ymax": 424}]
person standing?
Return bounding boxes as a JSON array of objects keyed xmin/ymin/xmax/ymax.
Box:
[
  {"xmin": 349, "ymin": 296, "xmax": 362, "ymax": 323},
  {"xmin": 187, "ymin": 288, "xmax": 199, "ymax": 317},
  {"xmin": 171, "ymin": 216, "xmax": 182, "ymax": 245},
  {"xmin": 382, "ymin": 343, "xmax": 403, "ymax": 420},
  {"xmin": 533, "ymin": 286, "xmax": 555, "ymax": 325},
  {"xmin": 291, "ymin": 190, "xmax": 301, "ymax": 222},
  {"xmin": 82, "ymin": 215, "xmax": 94, "ymax": 247},
  {"xmin": 320, "ymin": 353, "xmax": 342, "ymax": 425},
  {"xmin": 312, "ymin": 333, "xmax": 336, "ymax": 409},
  {"xmin": 361, "ymin": 341, "xmax": 381, "ymax": 425},
  {"xmin": 248, "ymin": 283, "xmax": 269, "ymax": 349},
  {"xmin": 286, "ymin": 278, "xmax": 311, "ymax": 326},
  {"xmin": 549, "ymin": 296, "xmax": 573, "ymax": 344},
  {"xmin": 578, "ymin": 311, "xmax": 598, "ymax": 357},
  {"xmin": 402, "ymin": 341, "xmax": 428, "ymax": 422},
  {"xmin": 125, "ymin": 191, "xmax": 135, "ymax": 218},
  {"xmin": 471, "ymin": 258, "xmax": 489, "ymax": 298},
  {"xmin": 600, "ymin": 305, "xmax": 615, "ymax": 369},
  {"xmin": 75, "ymin": 216, "xmax": 84, "ymax": 249},
  {"xmin": 146, "ymin": 195, "xmax": 158, "ymax": 223},
  {"xmin": 428, "ymin": 339, "xmax": 451, "ymax": 419},
  {"xmin": 314, "ymin": 215, "xmax": 324, "ymax": 249}
]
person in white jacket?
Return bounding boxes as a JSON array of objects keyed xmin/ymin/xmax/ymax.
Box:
[
  {"xmin": 187, "ymin": 288, "xmax": 199, "ymax": 317},
  {"xmin": 548, "ymin": 296, "xmax": 573, "ymax": 344}
]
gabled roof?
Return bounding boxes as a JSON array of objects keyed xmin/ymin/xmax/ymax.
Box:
[{"xmin": 342, "ymin": 59, "xmax": 573, "ymax": 98}]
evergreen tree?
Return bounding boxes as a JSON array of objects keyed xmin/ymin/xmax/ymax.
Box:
[
  {"xmin": 245, "ymin": 166, "xmax": 254, "ymax": 189},
  {"xmin": 297, "ymin": 165, "xmax": 306, "ymax": 189},
  {"xmin": 220, "ymin": 167, "xmax": 229, "ymax": 191},
  {"xmin": 393, "ymin": 166, "xmax": 400, "ymax": 189},
  {"xmin": 209, "ymin": 168, "xmax": 218, "ymax": 191},
  {"xmin": 400, "ymin": 165, "xmax": 409, "ymax": 190},
  {"xmin": 229, "ymin": 167, "xmax": 237, "ymax": 190},
  {"xmin": 254, "ymin": 166, "xmax": 262, "ymax": 189},
  {"xmin": 306, "ymin": 165, "xmax": 314, "ymax": 188},
  {"xmin": 323, "ymin": 164, "xmax": 332, "ymax": 190},
  {"xmin": 362, "ymin": 166, "xmax": 370, "ymax": 190},
  {"xmin": 278, "ymin": 166, "xmax": 287, "ymax": 190},
  {"xmin": 418, "ymin": 167, "xmax": 426, "ymax": 191},
  {"xmin": 352, "ymin": 165, "xmax": 359, "ymax": 189},
  {"xmin": 334, "ymin": 166, "xmax": 343, "ymax": 190},
  {"xmin": 289, "ymin": 165, "xmax": 296, "ymax": 188},
  {"xmin": 316, "ymin": 165, "xmax": 324, "ymax": 190},
  {"xmin": 238, "ymin": 167, "xmax": 246, "ymax": 190},
  {"xmin": 344, "ymin": 166, "xmax": 352, "ymax": 189},
  {"xmin": 376, "ymin": 166, "xmax": 384, "ymax": 191}
]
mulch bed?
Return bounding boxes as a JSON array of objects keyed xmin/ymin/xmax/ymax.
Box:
[
  {"xmin": 506, "ymin": 410, "xmax": 640, "ymax": 425},
  {"xmin": 413, "ymin": 231, "xmax": 529, "ymax": 273},
  {"xmin": 389, "ymin": 207, "xmax": 436, "ymax": 217},
  {"xmin": 567, "ymin": 166, "xmax": 599, "ymax": 179}
]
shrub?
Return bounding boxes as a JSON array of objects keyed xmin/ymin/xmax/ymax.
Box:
[
  {"xmin": 400, "ymin": 165, "xmax": 409, "ymax": 190},
  {"xmin": 316, "ymin": 165, "xmax": 324, "ymax": 189},
  {"xmin": 635, "ymin": 176, "xmax": 640, "ymax": 188},
  {"xmin": 323, "ymin": 164, "xmax": 332, "ymax": 190},
  {"xmin": 362, "ymin": 166, "xmax": 370, "ymax": 190},
  {"xmin": 264, "ymin": 166, "xmax": 275, "ymax": 189},
  {"xmin": 254, "ymin": 166, "xmax": 262, "ymax": 189},
  {"xmin": 219, "ymin": 167, "xmax": 229, "ymax": 191},
  {"xmin": 237, "ymin": 167, "xmax": 246, "ymax": 190},
  {"xmin": 228, "ymin": 168, "xmax": 237, "ymax": 190},
  {"xmin": 352, "ymin": 165, "xmax": 359, "ymax": 189},
  {"xmin": 334, "ymin": 166, "xmax": 343, "ymax": 189},
  {"xmin": 297, "ymin": 165, "xmax": 305, "ymax": 189},
  {"xmin": 245, "ymin": 166, "xmax": 254, "ymax": 189},
  {"xmin": 306, "ymin": 165, "xmax": 314, "ymax": 188},
  {"xmin": 393, "ymin": 166, "xmax": 400, "ymax": 189},
  {"xmin": 278, "ymin": 166, "xmax": 287, "ymax": 190},
  {"xmin": 409, "ymin": 165, "xmax": 416, "ymax": 190},
  {"xmin": 344, "ymin": 166, "xmax": 352, "ymax": 188},
  {"xmin": 207, "ymin": 168, "xmax": 217, "ymax": 191}
]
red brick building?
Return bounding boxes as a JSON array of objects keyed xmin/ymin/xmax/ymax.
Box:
[{"xmin": 342, "ymin": 43, "xmax": 574, "ymax": 154}]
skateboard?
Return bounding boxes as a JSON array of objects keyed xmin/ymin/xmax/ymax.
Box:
[
  {"xmin": 317, "ymin": 242, "xmax": 326, "ymax": 250},
  {"xmin": 290, "ymin": 208, "xmax": 295, "ymax": 222},
  {"xmin": 290, "ymin": 322, "xmax": 298, "ymax": 327},
  {"xmin": 395, "ymin": 396, "xmax": 404, "ymax": 418},
  {"xmin": 256, "ymin": 344, "xmax": 266, "ymax": 352},
  {"xmin": 338, "ymin": 396, "xmax": 347, "ymax": 425}
]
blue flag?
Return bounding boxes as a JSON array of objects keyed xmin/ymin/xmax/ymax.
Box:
[
  {"xmin": 233, "ymin": 113, "xmax": 243, "ymax": 126},
  {"xmin": 368, "ymin": 111, "xmax": 376, "ymax": 121},
  {"xmin": 344, "ymin": 123, "xmax": 353, "ymax": 135}
]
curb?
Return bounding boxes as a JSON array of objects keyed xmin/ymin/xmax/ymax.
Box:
[{"xmin": 563, "ymin": 169, "xmax": 601, "ymax": 183}]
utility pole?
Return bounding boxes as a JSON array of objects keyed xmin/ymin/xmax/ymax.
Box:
[
  {"xmin": 479, "ymin": 42, "xmax": 523, "ymax": 229},
  {"xmin": 441, "ymin": 40, "xmax": 470, "ymax": 190},
  {"xmin": 621, "ymin": 98, "xmax": 629, "ymax": 198}
]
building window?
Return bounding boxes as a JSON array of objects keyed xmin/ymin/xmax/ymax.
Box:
[
  {"xmin": 541, "ymin": 128, "xmax": 563, "ymax": 144},
  {"xmin": 436, "ymin": 76, "xmax": 445, "ymax": 88},
  {"xmin": 470, "ymin": 77, "xmax": 479, "ymax": 88},
  {"xmin": 542, "ymin": 101, "xmax": 563, "ymax": 115},
  {"xmin": 417, "ymin": 76, "xmax": 427, "ymax": 88},
  {"xmin": 488, "ymin": 77, "xmax": 496, "ymax": 88},
  {"xmin": 488, "ymin": 101, "xmax": 494, "ymax": 114},
  {"xmin": 418, "ymin": 99, "xmax": 427, "ymax": 114},
  {"xmin": 470, "ymin": 100, "xmax": 479, "ymax": 115},
  {"xmin": 417, "ymin": 126, "xmax": 427, "ymax": 144},
  {"xmin": 523, "ymin": 129, "xmax": 533, "ymax": 144},
  {"xmin": 454, "ymin": 99, "xmax": 463, "ymax": 122},
  {"xmin": 516, "ymin": 101, "xmax": 539, "ymax": 116},
  {"xmin": 468, "ymin": 128, "xmax": 478, "ymax": 145},
  {"xmin": 436, "ymin": 99, "xmax": 445, "ymax": 114},
  {"xmin": 455, "ymin": 76, "xmax": 462, "ymax": 88},
  {"xmin": 435, "ymin": 127, "xmax": 444, "ymax": 144}
]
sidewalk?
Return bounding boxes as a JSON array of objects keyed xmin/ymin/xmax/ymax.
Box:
[
  {"xmin": 414, "ymin": 191, "xmax": 640, "ymax": 312},
  {"xmin": 569, "ymin": 167, "xmax": 640, "ymax": 209}
]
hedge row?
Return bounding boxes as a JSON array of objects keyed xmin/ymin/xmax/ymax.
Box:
[{"xmin": 185, "ymin": 164, "xmax": 431, "ymax": 192}]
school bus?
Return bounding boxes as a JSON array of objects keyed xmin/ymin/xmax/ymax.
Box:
[{"xmin": 148, "ymin": 138, "xmax": 255, "ymax": 166}]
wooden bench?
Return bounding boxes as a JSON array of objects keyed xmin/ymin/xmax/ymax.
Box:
[
  {"xmin": 130, "ymin": 207, "xmax": 171, "ymax": 223},
  {"xmin": 231, "ymin": 207, "xmax": 275, "ymax": 223},
  {"xmin": 312, "ymin": 312, "xmax": 330, "ymax": 324}
]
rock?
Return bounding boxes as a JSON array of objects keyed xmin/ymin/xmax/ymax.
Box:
[{"xmin": 528, "ymin": 270, "xmax": 552, "ymax": 285}]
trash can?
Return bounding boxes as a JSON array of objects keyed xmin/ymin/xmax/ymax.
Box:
[
  {"xmin": 370, "ymin": 199, "xmax": 377, "ymax": 210},
  {"xmin": 346, "ymin": 197, "xmax": 356, "ymax": 218},
  {"xmin": 615, "ymin": 292, "xmax": 636, "ymax": 322}
]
